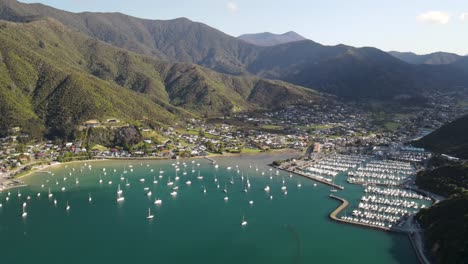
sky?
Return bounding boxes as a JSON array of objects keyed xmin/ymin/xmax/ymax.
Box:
[{"xmin": 19, "ymin": 0, "xmax": 468, "ymax": 55}]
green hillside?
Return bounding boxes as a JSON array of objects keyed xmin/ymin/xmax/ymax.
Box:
[
  {"xmin": 414, "ymin": 114, "xmax": 468, "ymax": 159},
  {"xmin": 0, "ymin": 18, "xmax": 320, "ymax": 138},
  {"xmin": 2, "ymin": 0, "xmax": 468, "ymax": 100},
  {"xmin": 417, "ymin": 192, "xmax": 468, "ymax": 264}
]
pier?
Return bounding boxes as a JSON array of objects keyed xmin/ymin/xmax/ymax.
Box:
[
  {"xmin": 328, "ymin": 194, "xmax": 391, "ymax": 232},
  {"xmin": 274, "ymin": 166, "xmax": 344, "ymax": 190},
  {"xmin": 204, "ymin": 157, "xmax": 216, "ymax": 164}
]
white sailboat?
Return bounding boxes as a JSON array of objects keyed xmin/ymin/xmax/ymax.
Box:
[
  {"xmin": 241, "ymin": 216, "xmax": 247, "ymax": 226},
  {"xmin": 88, "ymin": 193, "xmax": 92, "ymax": 203},
  {"xmin": 223, "ymin": 183, "xmax": 228, "ymax": 193},
  {"xmin": 22, "ymin": 207, "xmax": 27, "ymax": 218},
  {"xmin": 117, "ymin": 192, "xmax": 125, "ymax": 202},
  {"xmin": 154, "ymin": 198, "xmax": 162, "ymax": 205},
  {"xmin": 153, "ymin": 176, "xmax": 158, "ymax": 184},
  {"xmin": 66, "ymin": 201, "xmax": 70, "ymax": 211},
  {"xmin": 126, "ymin": 178, "xmax": 130, "ymax": 187},
  {"xmin": 186, "ymin": 180, "xmax": 192, "ymax": 185},
  {"xmin": 117, "ymin": 184, "xmax": 123, "ymax": 195},
  {"xmin": 48, "ymin": 188, "xmax": 53, "ymax": 198},
  {"xmin": 146, "ymin": 208, "xmax": 154, "ymax": 219},
  {"xmin": 264, "ymin": 185, "xmax": 270, "ymax": 192}
]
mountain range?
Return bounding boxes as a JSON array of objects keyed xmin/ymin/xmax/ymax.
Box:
[
  {"xmin": 0, "ymin": 17, "xmax": 319, "ymax": 138},
  {"xmin": 238, "ymin": 31, "xmax": 306, "ymax": 46},
  {"xmin": 388, "ymin": 51, "xmax": 463, "ymax": 65},
  {"xmin": 2, "ymin": 0, "xmax": 468, "ymax": 102}
]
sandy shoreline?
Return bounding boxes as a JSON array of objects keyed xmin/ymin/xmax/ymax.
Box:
[{"xmin": 0, "ymin": 149, "xmax": 301, "ymax": 192}]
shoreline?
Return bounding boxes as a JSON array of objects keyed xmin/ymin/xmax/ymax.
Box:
[
  {"xmin": 327, "ymin": 195, "xmax": 430, "ymax": 264},
  {"xmin": 1, "ymin": 149, "xmax": 301, "ymax": 192}
]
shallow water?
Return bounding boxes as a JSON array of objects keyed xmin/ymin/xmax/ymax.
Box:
[{"xmin": 0, "ymin": 154, "xmax": 418, "ymax": 264}]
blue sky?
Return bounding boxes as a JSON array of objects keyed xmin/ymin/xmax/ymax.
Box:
[{"xmin": 20, "ymin": 0, "xmax": 468, "ymax": 55}]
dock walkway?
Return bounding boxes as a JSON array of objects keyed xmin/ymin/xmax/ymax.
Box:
[{"xmin": 274, "ymin": 166, "xmax": 344, "ymax": 190}]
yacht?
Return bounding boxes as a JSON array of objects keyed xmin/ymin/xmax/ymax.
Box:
[
  {"xmin": 117, "ymin": 193, "xmax": 125, "ymax": 202},
  {"xmin": 125, "ymin": 179, "xmax": 130, "ymax": 187},
  {"xmin": 241, "ymin": 216, "xmax": 247, "ymax": 226},
  {"xmin": 22, "ymin": 207, "xmax": 27, "ymax": 218},
  {"xmin": 249, "ymin": 200, "xmax": 254, "ymax": 205},
  {"xmin": 88, "ymin": 193, "xmax": 92, "ymax": 203},
  {"xmin": 66, "ymin": 202, "xmax": 70, "ymax": 211},
  {"xmin": 170, "ymin": 191, "xmax": 177, "ymax": 197},
  {"xmin": 264, "ymin": 186, "xmax": 270, "ymax": 192},
  {"xmin": 48, "ymin": 188, "xmax": 53, "ymax": 198},
  {"xmin": 146, "ymin": 208, "xmax": 154, "ymax": 219},
  {"xmin": 186, "ymin": 180, "xmax": 192, "ymax": 185},
  {"xmin": 153, "ymin": 177, "xmax": 158, "ymax": 184},
  {"xmin": 154, "ymin": 199, "xmax": 162, "ymax": 205},
  {"xmin": 117, "ymin": 184, "xmax": 123, "ymax": 195}
]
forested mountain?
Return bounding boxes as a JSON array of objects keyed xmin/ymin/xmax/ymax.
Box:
[
  {"xmin": 0, "ymin": 18, "xmax": 320, "ymax": 138},
  {"xmin": 238, "ymin": 31, "xmax": 306, "ymax": 46},
  {"xmin": 414, "ymin": 114, "xmax": 468, "ymax": 159},
  {"xmin": 388, "ymin": 51, "xmax": 462, "ymax": 65},
  {"xmin": 2, "ymin": 0, "xmax": 468, "ymax": 100}
]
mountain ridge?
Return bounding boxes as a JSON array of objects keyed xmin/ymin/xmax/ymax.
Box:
[
  {"xmin": 2, "ymin": 0, "xmax": 468, "ymax": 101},
  {"xmin": 238, "ymin": 31, "xmax": 306, "ymax": 46},
  {"xmin": 0, "ymin": 17, "xmax": 320, "ymax": 138}
]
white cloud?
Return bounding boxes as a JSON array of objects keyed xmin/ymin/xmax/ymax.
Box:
[
  {"xmin": 417, "ymin": 11, "xmax": 451, "ymax": 25},
  {"xmin": 227, "ymin": 2, "xmax": 239, "ymax": 13},
  {"xmin": 460, "ymin": 13, "xmax": 468, "ymax": 21}
]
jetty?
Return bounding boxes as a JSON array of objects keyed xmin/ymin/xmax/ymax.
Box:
[
  {"xmin": 328, "ymin": 194, "xmax": 391, "ymax": 232},
  {"xmin": 204, "ymin": 157, "xmax": 216, "ymax": 164},
  {"xmin": 274, "ymin": 166, "xmax": 344, "ymax": 190}
]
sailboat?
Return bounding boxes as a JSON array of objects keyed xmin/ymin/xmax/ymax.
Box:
[
  {"xmin": 99, "ymin": 175, "xmax": 103, "ymax": 184},
  {"xmin": 66, "ymin": 201, "xmax": 70, "ymax": 211},
  {"xmin": 48, "ymin": 188, "xmax": 53, "ymax": 198},
  {"xmin": 75, "ymin": 177, "xmax": 79, "ymax": 185},
  {"xmin": 241, "ymin": 216, "xmax": 247, "ymax": 226},
  {"xmin": 197, "ymin": 170, "xmax": 203, "ymax": 180},
  {"xmin": 17, "ymin": 190, "xmax": 21, "ymax": 197},
  {"xmin": 117, "ymin": 192, "xmax": 125, "ymax": 202},
  {"xmin": 154, "ymin": 198, "xmax": 162, "ymax": 205},
  {"xmin": 167, "ymin": 177, "xmax": 174, "ymax": 186},
  {"xmin": 186, "ymin": 180, "xmax": 192, "ymax": 185},
  {"xmin": 330, "ymin": 177, "xmax": 338, "ymax": 192},
  {"xmin": 22, "ymin": 207, "xmax": 27, "ymax": 218},
  {"xmin": 54, "ymin": 199, "xmax": 57, "ymax": 205},
  {"xmin": 264, "ymin": 185, "xmax": 270, "ymax": 192},
  {"xmin": 88, "ymin": 193, "xmax": 92, "ymax": 203},
  {"xmin": 126, "ymin": 178, "xmax": 130, "ymax": 187},
  {"xmin": 203, "ymin": 185, "xmax": 207, "ymax": 193},
  {"xmin": 146, "ymin": 208, "xmax": 154, "ymax": 219},
  {"xmin": 153, "ymin": 176, "xmax": 158, "ymax": 184},
  {"xmin": 117, "ymin": 184, "xmax": 123, "ymax": 195},
  {"xmin": 223, "ymin": 183, "xmax": 228, "ymax": 193},
  {"xmin": 249, "ymin": 200, "xmax": 254, "ymax": 205},
  {"xmin": 229, "ymin": 176, "xmax": 234, "ymax": 185}
]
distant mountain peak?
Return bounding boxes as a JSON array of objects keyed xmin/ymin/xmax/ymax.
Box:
[{"xmin": 238, "ymin": 31, "xmax": 306, "ymax": 46}]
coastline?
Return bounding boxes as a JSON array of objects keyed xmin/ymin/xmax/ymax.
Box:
[{"xmin": 1, "ymin": 148, "xmax": 301, "ymax": 192}]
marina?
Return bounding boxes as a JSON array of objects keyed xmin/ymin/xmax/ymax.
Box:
[{"xmin": 0, "ymin": 153, "xmax": 419, "ymax": 264}]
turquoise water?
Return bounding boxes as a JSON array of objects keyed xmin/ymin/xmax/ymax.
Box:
[{"xmin": 0, "ymin": 154, "xmax": 418, "ymax": 264}]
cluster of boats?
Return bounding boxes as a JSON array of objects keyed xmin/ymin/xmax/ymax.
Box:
[
  {"xmin": 364, "ymin": 186, "xmax": 431, "ymax": 201},
  {"xmin": 347, "ymin": 160, "xmax": 415, "ymax": 186},
  {"xmin": 1, "ymin": 160, "xmax": 308, "ymax": 227}
]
